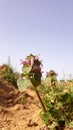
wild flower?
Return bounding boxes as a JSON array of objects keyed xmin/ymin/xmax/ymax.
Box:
[{"xmin": 17, "ymin": 54, "xmax": 46, "ymax": 112}]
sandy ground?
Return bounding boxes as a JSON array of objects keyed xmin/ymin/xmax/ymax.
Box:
[
  {"xmin": 0, "ymin": 81, "xmax": 73, "ymax": 130},
  {"xmin": 0, "ymin": 81, "xmax": 45, "ymax": 130}
]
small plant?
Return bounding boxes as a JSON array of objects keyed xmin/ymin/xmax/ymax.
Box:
[
  {"xmin": 3, "ymin": 63, "xmax": 18, "ymax": 87},
  {"xmin": 40, "ymin": 76, "xmax": 73, "ymax": 129},
  {"xmin": 17, "ymin": 54, "xmax": 73, "ymax": 130},
  {"xmin": 46, "ymin": 70, "xmax": 57, "ymax": 86},
  {"xmin": 17, "ymin": 54, "xmax": 46, "ymax": 112}
]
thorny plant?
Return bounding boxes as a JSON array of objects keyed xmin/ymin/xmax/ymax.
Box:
[{"xmin": 17, "ymin": 54, "xmax": 73, "ymax": 130}]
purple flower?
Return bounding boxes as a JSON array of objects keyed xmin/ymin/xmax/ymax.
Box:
[
  {"xmin": 20, "ymin": 54, "xmax": 43, "ymax": 68},
  {"xmin": 20, "ymin": 59, "xmax": 26, "ymax": 65},
  {"xmin": 30, "ymin": 59, "xmax": 34, "ymax": 66},
  {"xmin": 34, "ymin": 54, "xmax": 40, "ymax": 60},
  {"xmin": 20, "ymin": 58, "xmax": 34, "ymax": 67}
]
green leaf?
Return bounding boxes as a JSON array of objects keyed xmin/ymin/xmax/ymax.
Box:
[
  {"xmin": 50, "ymin": 122, "xmax": 57, "ymax": 130},
  {"xmin": 17, "ymin": 76, "xmax": 31, "ymax": 92},
  {"xmin": 57, "ymin": 102, "xmax": 63, "ymax": 108},
  {"xmin": 22, "ymin": 64, "xmax": 32, "ymax": 74},
  {"xmin": 40, "ymin": 111, "xmax": 52, "ymax": 124},
  {"xmin": 70, "ymin": 86, "xmax": 73, "ymax": 99},
  {"xmin": 44, "ymin": 101, "xmax": 54, "ymax": 110},
  {"xmin": 69, "ymin": 121, "xmax": 73, "ymax": 128},
  {"xmin": 44, "ymin": 77, "xmax": 51, "ymax": 84},
  {"xmin": 61, "ymin": 93, "xmax": 70, "ymax": 103},
  {"xmin": 30, "ymin": 73, "xmax": 41, "ymax": 87}
]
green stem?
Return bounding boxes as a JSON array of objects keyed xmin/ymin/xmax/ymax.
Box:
[{"xmin": 34, "ymin": 86, "xmax": 46, "ymax": 112}]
